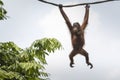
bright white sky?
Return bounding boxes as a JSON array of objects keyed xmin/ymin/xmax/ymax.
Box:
[{"xmin": 0, "ymin": 0, "xmax": 120, "ymax": 80}]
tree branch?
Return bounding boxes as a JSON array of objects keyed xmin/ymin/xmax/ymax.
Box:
[{"xmin": 38, "ymin": 0, "xmax": 120, "ymax": 7}]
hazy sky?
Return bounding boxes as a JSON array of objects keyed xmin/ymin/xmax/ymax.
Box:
[{"xmin": 0, "ymin": 0, "xmax": 120, "ymax": 80}]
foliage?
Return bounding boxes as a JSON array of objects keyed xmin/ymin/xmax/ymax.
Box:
[
  {"xmin": 0, "ymin": 38, "xmax": 62, "ymax": 80},
  {"xmin": 0, "ymin": 0, "xmax": 7, "ymax": 20}
]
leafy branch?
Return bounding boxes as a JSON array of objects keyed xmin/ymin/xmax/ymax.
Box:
[
  {"xmin": 0, "ymin": 38, "xmax": 62, "ymax": 80},
  {"xmin": 0, "ymin": 0, "xmax": 7, "ymax": 20}
]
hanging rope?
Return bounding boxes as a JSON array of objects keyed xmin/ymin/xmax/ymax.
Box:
[{"xmin": 38, "ymin": 0, "xmax": 120, "ymax": 7}]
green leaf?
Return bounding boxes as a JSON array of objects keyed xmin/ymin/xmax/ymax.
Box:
[
  {"xmin": 0, "ymin": 0, "xmax": 4, "ymax": 5},
  {"xmin": 0, "ymin": 7, "xmax": 7, "ymax": 20}
]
